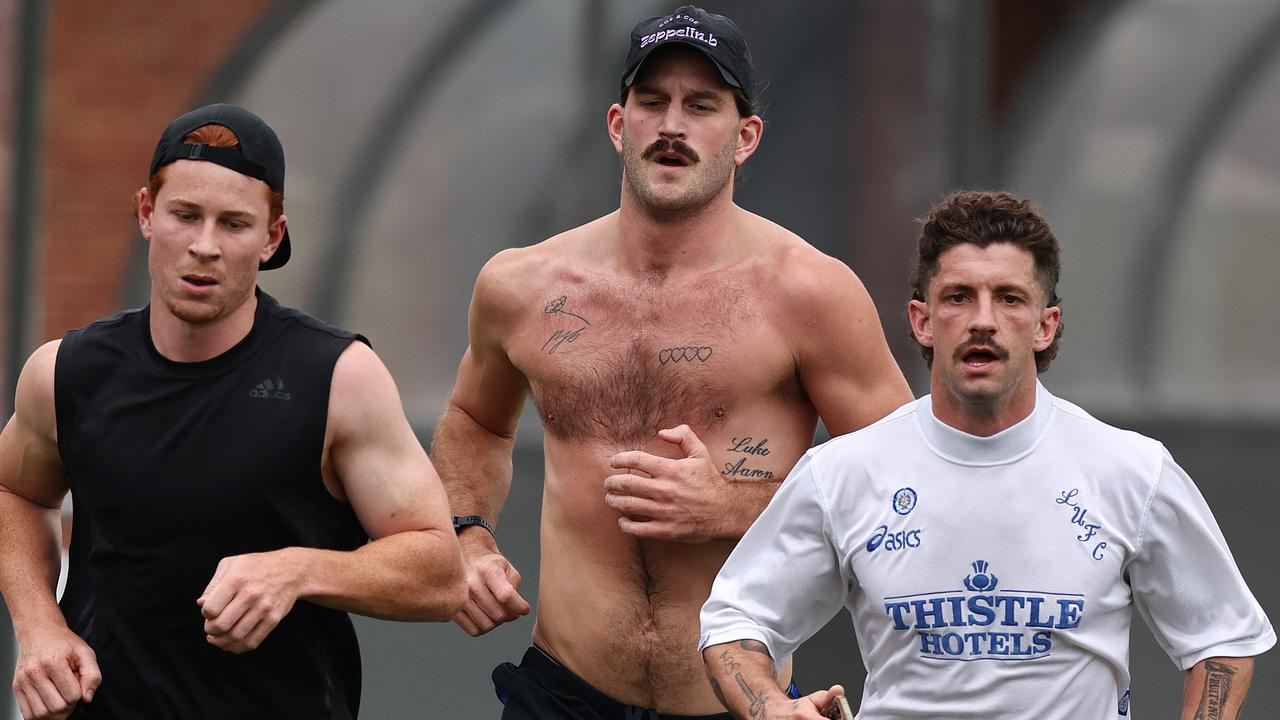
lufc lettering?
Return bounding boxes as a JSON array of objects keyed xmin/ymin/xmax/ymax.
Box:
[
  {"xmin": 884, "ymin": 561, "xmax": 1085, "ymax": 661},
  {"xmin": 1055, "ymin": 488, "xmax": 1108, "ymax": 560}
]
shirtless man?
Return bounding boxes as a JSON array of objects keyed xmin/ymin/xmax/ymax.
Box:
[{"xmin": 432, "ymin": 6, "xmax": 912, "ymax": 718}]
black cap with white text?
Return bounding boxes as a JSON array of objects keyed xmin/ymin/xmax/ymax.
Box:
[{"xmin": 620, "ymin": 5, "xmax": 755, "ymax": 103}]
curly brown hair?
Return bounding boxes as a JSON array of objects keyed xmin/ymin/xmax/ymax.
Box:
[{"xmin": 909, "ymin": 190, "xmax": 1064, "ymax": 372}]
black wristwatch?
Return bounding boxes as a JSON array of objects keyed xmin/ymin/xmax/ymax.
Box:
[{"xmin": 452, "ymin": 515, "xmax": 495, "ymax": 538}]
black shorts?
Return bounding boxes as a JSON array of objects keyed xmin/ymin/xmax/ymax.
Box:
[{"xmin": 492, "ymin": 645, "xmax": 800, "ymax": 720}]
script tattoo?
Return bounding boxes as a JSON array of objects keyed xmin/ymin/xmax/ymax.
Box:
[
  {"xmin": 719, "ymin": 648, "xmax": 742, "ymax": 675},
  {"xmin": 541, "ymin": 296, "xmax": 590, "ymax": 354},
  {"xmin": 1194, "ymin": 660, "xmax": 1238, "ymax": 720},
  {"xmin": 723, "ymin": 437, "xmax": 775, "ymax": 480},
  {"xmin": 658, "ymin": 346, "xmax": 713, "ymax": 365},
  {"xmin": 718, "ymin": 641, "xmax": 775, "ymax": 720}
]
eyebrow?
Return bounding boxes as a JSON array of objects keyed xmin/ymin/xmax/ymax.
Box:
[
  {"xmin": 631, "ymin": 85, "xmax": 726, "ymax": 103},
  {"xmin": 167, "ymin": 198, "xmax": 257, "ymax": 221},
  {"xmin": 687, "ymin": 90, "xmax": 724, "ymax": 103},
  {"xmin": 936, "ymin": 280, "xmax": 1034, "ymax": 295}
]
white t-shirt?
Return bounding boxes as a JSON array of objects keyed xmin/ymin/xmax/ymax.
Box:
[{"xmin": 700, "ymin": 383, "xmax": 1274, "ymax": 719}]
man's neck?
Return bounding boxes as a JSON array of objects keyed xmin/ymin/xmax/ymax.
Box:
[
  {"xmin": 149, "ymin": 291, "xmax": 258, "ymax": 363},
  {"xmin": 929, "ymin": 374, "xmax": 1039, "ymax": 438},
  {"xmin": 613, "ymin": 187, "xmax": 742, "ymax": 281}
]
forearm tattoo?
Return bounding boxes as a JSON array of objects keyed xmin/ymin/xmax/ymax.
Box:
[
  {"xmin": 1194, "ymin": 660, "xmax": 1239, "ymax": 720},
  {"xmin": 716, "ymin": 641, "xmax": 776, "ymax": 720}
]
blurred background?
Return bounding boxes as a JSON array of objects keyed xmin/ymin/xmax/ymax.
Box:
[{"xmin": 2, "ymin": 0, "xmax": 1277, "ymax": 717}]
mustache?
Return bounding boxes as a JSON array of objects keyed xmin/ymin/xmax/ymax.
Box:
[
  {"xmin": 954, "ymin": 334, "xmax": 1010, "ymax": 362},
  {"xmin": 641, "ymin": 137, "xmax": 700, "ymax": 163}
]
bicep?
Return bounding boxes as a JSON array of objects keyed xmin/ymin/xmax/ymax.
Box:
[
  {"xmin": 0, "ymin": 341, "xmax": 67, "ymax": 508},
  {"xmin": 444, "ymin": 259, "xmax": 530, "ymax": 438},
  {"xmin": 326, "ymin": 343, "xmax": 450, "ymax": 540},
  {"xmin": 443, "ymin": 344, "xmax": 527, "ymax": 440},
  {"xmin": 793, "ymin": 268, "xmax": 912, "ymax": 436}
]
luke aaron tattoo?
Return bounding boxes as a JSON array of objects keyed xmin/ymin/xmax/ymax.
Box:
[
  {"xmin": 542, "ymin": 296, "xmax": 590, "ymax": 354},
  {"xmin": 1194, "ymin": 660, "xmax": 1239, "ymax": 720},
  {"xmin": 723, "ymin": 436, "xmax": 775, "ymax": 480}
]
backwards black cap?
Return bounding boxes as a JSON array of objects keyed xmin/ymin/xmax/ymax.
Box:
[
  {"xmin": 620, "ymin": 5, "xmax": 755, "ymax": 104},
  {"xmin": 149, "ymin": 103, "xmax": 291, "ymax": 270}
]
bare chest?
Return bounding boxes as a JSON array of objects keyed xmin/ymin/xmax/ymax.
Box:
[{"xmin": 509, "ymin": 279, "xmax": 799, "ymax": 446}]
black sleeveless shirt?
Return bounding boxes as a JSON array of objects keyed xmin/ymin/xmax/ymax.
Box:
[{"xmin": 55, "ymin": 289, "xmax": 369, "ymax": 719}]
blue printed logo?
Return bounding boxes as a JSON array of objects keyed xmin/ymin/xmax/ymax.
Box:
[
  {"xmin": 882, "ymin": 560, "xmax": 1086, "ymax": 662},
  {"xmin": 963, "ymin": 560, "xmax": 998, "ymax": 592},
  {"xmin": 866, "ymin": 524, "xmax": 922, "ymax": 553},
  {"xmin": 1055, "ymin": 488, "xmax": 1108, "ymax": 560},
  {"xmin": 1118, "ymin": 689, "xmax": 1130, "ymax": 716},
  {"xmin": 893, "ymin": 487, "xmax": 917, "ymax": 515}
]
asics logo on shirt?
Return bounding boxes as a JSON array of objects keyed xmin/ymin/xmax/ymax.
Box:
[
  {"xmin": 249, "ymin": 377, "xmax": 291, "ymax": 400},
  {"xmin": 866, "ymin": 524, "xmax": 922, "ymax": 552}
]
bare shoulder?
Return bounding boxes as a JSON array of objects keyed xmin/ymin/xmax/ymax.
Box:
[
  {"xmin": 2, "ymin": 340, "xmax": 66, "ymax": 503},
  {"xmin": 472, "ymin": 214, "xmax": 615, "ymax": 317},
  {"xmin": 331, "ymin": 340, "xmax": 390, "ymax": 390},
  {"xmin": 14, "ymin": 340, "xmax": 62, "ymax": 437},
  {"xmin": 739, "ymin": 212, "xmax": 870, "ymax": 314},
  {"xmin": 327, "ymin": 341, "xmax": 408, "ymax": 441}
]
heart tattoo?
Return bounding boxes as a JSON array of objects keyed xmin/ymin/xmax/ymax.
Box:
[{"xmin": 658, "ymin": 346, "xmax": 714, "ymax": 365}]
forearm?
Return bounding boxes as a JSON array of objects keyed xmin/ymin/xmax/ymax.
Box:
[
  {"xmin": 0, "ymin": 489, "xmax": 67, "ymax": 637},
  {"xmin": 1181, "ymin": 656, "xmax": 1254, "ymax": 720},
  {"xmin": 718, "ymin": 479, "xmax": 782, "ymax": 539},
  {"xmin": 703, "ymin": 639, "xmax": 790, "ymax": 719},
  {"xmin": 431, "ymin": 403, "xmax": 515, "ymax": 526},
  {"xmin": 292, "ymin": 527, "xmax": 465, "ymax": 621}
]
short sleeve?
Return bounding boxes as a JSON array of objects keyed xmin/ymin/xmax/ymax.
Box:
[
  {"xmin": 699, "ymin": 451, "xmax": 850, "ymax": 664},
  {"xmin": 1128, "ymin": 448, "xmax": 1275, "ymax": 669}
]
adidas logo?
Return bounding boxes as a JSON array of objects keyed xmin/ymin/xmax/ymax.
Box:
[{"xmin": 249, "ymin": 377, "xmax": 292, "ymax": 400}]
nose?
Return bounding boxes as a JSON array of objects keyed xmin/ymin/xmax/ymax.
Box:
[
  {"xmin": 969, "ymin": 294, "xmax": 998, "ymax": 334},
  {"xmin": 657, "ymin": 104, "xmax": 687, "ymax": 140},
  {"xmin": 188, "ymin": 220, "xmax": 222, "ymax": 262}
]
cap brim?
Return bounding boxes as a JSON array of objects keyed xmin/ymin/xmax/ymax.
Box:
[
  {"xmin": 623, "ymin": 39, "xmax": 743, "ymax": 92},
  {"xmin": 260, "ymin": 227, "xmax": 290, "ymax": 270}
]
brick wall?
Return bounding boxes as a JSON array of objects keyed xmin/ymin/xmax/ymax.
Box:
[{"xmin": 36, "ymin": 0, "xmax": 275, "ymax": 342}]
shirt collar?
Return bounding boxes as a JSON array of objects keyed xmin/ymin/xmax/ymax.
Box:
[{"xmin": 915, "ymin": 381, "xmax": 1054, "ymax": 466}]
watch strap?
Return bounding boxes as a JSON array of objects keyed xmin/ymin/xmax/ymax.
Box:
[{"xmin": 452, "ymin": 515, "xmax": 495, "ymax": 537}]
